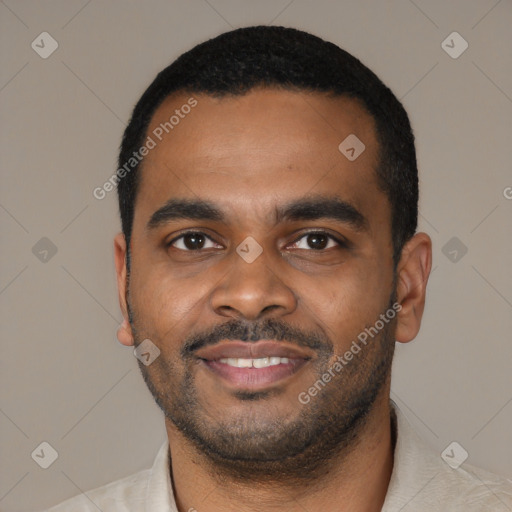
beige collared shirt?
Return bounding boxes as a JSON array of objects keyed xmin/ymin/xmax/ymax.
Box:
[{"xmin": 40, "ymin": 403, "xmax": 512, "ymax": 511}]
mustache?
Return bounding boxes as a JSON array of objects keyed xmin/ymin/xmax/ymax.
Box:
[{"xmin": 181, "ymin": 318, "xmax": 333, "ymax": 358}]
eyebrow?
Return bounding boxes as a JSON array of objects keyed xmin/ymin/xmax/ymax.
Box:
[
  {"xmin": 276, "ymin": 196, "xmax": 368, "ymax": 231},
  {"xmin": 146, "ymin": 196, "xmax": 368, "ymax": 232}
]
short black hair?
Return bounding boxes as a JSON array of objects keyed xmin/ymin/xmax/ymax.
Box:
[{"xmin": 117, "ymin": 25, "xmax": 418, "ymax": 265}]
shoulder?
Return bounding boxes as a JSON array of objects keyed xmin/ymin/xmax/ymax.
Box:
[
  {"xmin": 36, "ymin": 441, "xmax": 174, "ymax": 512},
  {"xmin": 447, "ymin": 462, "xmax": 512, "ymax": 509},
  {"xmin": 37, "ymin": 467, "xmax": 152, "ymax": 512},
  {"xmin": 384, "ymin": 403, "xmax": 512, "ymax": 511}
]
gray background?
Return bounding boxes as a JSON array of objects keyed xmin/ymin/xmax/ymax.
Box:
[{"xmin": 1, "ymin": 1, "xmax": 511, "ymax": 510}]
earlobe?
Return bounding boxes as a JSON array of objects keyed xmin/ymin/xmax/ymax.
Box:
[
  {"xmin": 394, "ymin": 232, "xmax": 432, "ymax": 344},
  {"xmin": 114, "ymin": 233, "xmax": 134, "ymax": 346},
  {"xmin": 116, "ymin": 318, "xmax": 134, "ymax": 346}
]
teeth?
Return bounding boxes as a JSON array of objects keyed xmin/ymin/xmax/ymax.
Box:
[
  {"xmin": 219, "ymin": 357, "xmax": 291, "ymax": 368},
  {"xmin": 253, "ymin": 357, "xmax": 269, "ymax": 369},
  {"xmin": 230, "ymin": 358, "xmax": 252, "ymax": 368}
]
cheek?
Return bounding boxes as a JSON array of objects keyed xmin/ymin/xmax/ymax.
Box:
[
  {"xmin": 129, "ymin": 260, "xmax": 205, "ymax": 340},
  {"xmin": 303, "ymin": 260, "xmax": 391, "ymax": 342}
]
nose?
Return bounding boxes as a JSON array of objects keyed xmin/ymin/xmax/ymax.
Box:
[{"xmin": 209, "ymin": 247, "xmax": 297, "ymax": 322}]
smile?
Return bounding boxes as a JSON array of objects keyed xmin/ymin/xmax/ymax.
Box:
[
  {"xmin": 218, "ymin": 357, "xmax": 290, "ymax": 368},
  {"xmin": 195, "ymin": 340, "xmax": 313, "ymax": 390}
]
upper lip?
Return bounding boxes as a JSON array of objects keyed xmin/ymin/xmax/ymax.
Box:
[{"xmin": 195, "ymin": 341, "xmax": 314, "ymax": 361}]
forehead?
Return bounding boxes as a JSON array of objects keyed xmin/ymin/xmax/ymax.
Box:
[{"xmin": 134, "ymin": 88, "xmax": 386, "ymax": 229}]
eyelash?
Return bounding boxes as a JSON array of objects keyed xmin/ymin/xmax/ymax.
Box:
[{"xmin": 166, "ymin": 230, "xmax": 347, "ymax": 251}]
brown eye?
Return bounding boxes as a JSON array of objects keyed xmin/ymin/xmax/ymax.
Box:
[
  {"xmin": 183, "ymin": 233, "xmax": 205, "ymax": 250},
  {"xmin": 290, "ymin": 232, "xmax": 342, "ymax": 251},
  {"xmin": 306, "ymin": 233, "xmax": 329, "ymax": 250},
  {"xmin": 169, "ymin": 232, "xmax": 221, "ymax": 251}
]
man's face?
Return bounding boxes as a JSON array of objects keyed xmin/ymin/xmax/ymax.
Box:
[{"xmin": 123, "ymin": 89, "xmax": 397, "ymax": 475}]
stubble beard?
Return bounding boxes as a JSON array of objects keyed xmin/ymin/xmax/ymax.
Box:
[{"xmin": 128, "ymin": 297, "xmax": 396, "ymax": 485}]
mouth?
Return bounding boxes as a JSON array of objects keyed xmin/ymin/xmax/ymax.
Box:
[{"xmin": 195, "ymin": 340, "xmax": 313, "ymax": 390}]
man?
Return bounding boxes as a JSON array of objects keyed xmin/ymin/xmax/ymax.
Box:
[{"xmin": 43, "ymin": 26, "xmax": 511, "ymax": 511}]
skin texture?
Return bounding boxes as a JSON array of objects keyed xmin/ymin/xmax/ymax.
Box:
[{"xmin": 114, "ymin": 89, "xmax": 432, "ymax": 512}]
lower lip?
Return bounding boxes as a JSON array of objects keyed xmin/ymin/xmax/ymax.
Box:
[{"xmin": 202, "ymin": 359, "xmax": 308, "ymax": 389}]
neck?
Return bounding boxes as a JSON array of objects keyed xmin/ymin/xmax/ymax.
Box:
[{"xmin": 166, "ymin": 392, "xmax": 396, "ymax": 512}]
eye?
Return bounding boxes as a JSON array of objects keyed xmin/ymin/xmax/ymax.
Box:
[
  {"xmin": 289, "ymin": 231, "xmax": 345, "ymax": 251},
  {"xmin": 168, "ymin": 232, "xmax": 222, "ymax": 251}
]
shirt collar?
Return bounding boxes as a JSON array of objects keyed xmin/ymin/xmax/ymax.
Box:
[
  {"xmin": 145, "ymin": 440, "xmax": 177, "ymax": 511},
  {"xmin": 382, "ymin": 400, "xmax": 442, "ymax": 511}
]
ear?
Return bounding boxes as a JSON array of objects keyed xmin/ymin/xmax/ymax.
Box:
[
  {"xmin": 114, "ymin": 232, "xmax": 134, "ymax": 346},
  {"xmin": 394, "ymin": 232, "xmax": 432, "ymax": 344}
]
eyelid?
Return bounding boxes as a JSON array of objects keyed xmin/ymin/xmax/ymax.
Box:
[
  {"xmin": 165, "ymin": 229, "xmax": 348, "ymax": 250},
  {"xmin": 166, "ymin": 230, "xmax": 222, "ymax": 248},
  {"xmin": 287, "ymin": 229, "xmax": 348, "ymax": 248}
]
